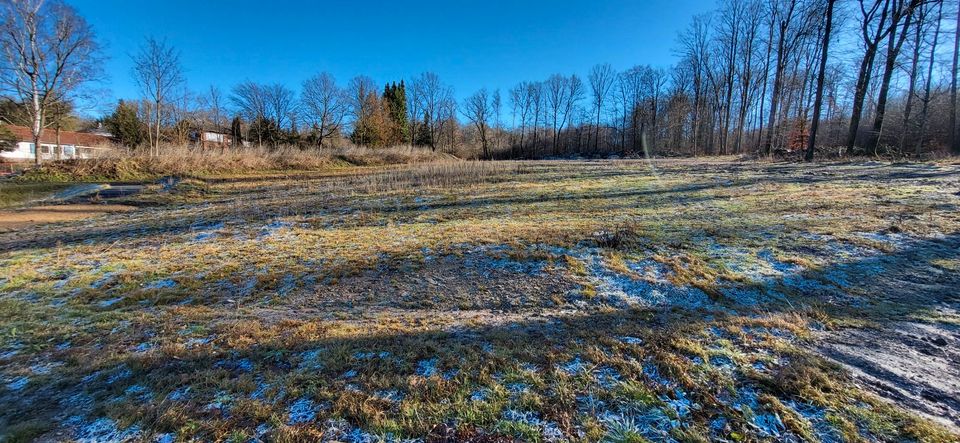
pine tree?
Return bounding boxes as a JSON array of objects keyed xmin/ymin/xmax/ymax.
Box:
[
  {"xmin": 230, "ymin": 116, "xmax": 244, "ymax": 147},
  {"xmin": 0, "ymin": 124, "xmax": 16, "ymax": 152},
  {"xmin": 105, "ymin": 100, "xmax": 146, "ymax": 148},
  {"xmin": 381, "ymin": 81, "xmax": 409, "ymax": 145}
]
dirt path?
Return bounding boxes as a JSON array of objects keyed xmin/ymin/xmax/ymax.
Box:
[
  {"xmin": 0, "ymin": 204, "xmax": 136, "ymax": 232},
  {"xmin": 818, "ymin": 317, "xmax": 960, "ymax": 433}
]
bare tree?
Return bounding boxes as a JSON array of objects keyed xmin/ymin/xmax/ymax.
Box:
[
  {"xmin": 0, "ymin": 0, "xmax": 102, "ymax": 165},
  {"xmin": 264, "ymin": 83, "xmax": 295, "ymax": 131},
  {"xmin": 492, "ymin": 88, "xmax": 502, "ymax": 153},
  {"xmin": 132, "ymin": 37, "xmax": 184, "ymax": 156},
  {"xmin": 761, "ymin": 0, "xmax": 811, "ymax": 155},
  {"xmin": 462, "ymin": 88, "xmax": 492, "ymax": 159},
  {"xmin": 951, "ymin": 0, "xmax": 960, "ymax": 154},
  {"xmin": 410, "ymin": 72, "xmax": 454, "ymax": 151},
  {"xmin": 347, "ymin": 75, "xmax": 377, "ymax": 147},
  {"xmin": 805, "ymin": 0, "xmax": 836, "ymax": 161},
  {"xmin": 204, "ymin": 85, "xmax": 225, "ymax": 133},
  {"xmin": 301, "ymin": 72, "xmax": 347, "ymax": 148},
  {"xmin": 509, "ymin": 81, "xmax": 532, "ymax": 158},
  {"xmin": 588, "ymin": 63, "xmax": 616, "ymax": 154},
  {"xmin": 847, "ymin": 0, "xmax": 894, "ymax": 152},
  {"xmin": 916, "ymin": 0, "xmax": 943, "ymax": 154},
  {"xmin": 231, "ymin": 81, "xmax": 268, "ymax": 147},
  {"xmin": 868, "ymin": 0, "xmax": 922, "ymax": 153}
]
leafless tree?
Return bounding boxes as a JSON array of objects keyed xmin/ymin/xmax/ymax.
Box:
[
  {"xmin": 847, "ymin": 0, "xmax": 894, "ymax": 151},
  {"xmin": 492, "ymin": 88, "xmax": 503, "ymax": 153},
  {"xmin": 347, "ymin": 75, "xmax": 377, "ymax": 147},
  {"xmin": 0, "ymin": 0, "xmax": 102, "ymax": 164},
  {"xmin": 410, "ymin": 72, "xmax": 455, "ymax": 151},
  {"xmin": 231, "ymin": 81, "xmax": 268, "ymax": 147},
  {"xmin": 264, "ymin": 83, "xmax": 295, "ymax": 131},
  {"xmin": 132, "ymin": 37, "xmax": 184, "ymax": 156},
  {"xmin": 951, "ymin": 0, "xmax": 960, "ymax": 153},
  {"xmin": 203, "ymin": 85, "xmax": 225, "ymax": 133},
  {"xmin": 805, "ymin": 0, "xmax": 836, "ymax": 161},
  {"xmin": 301, "ymin": 72, "xmax": 347, "ymax": 148},
  {"xmin": 462, "ymin": 88, "xmax": 492, "ymax": 159},
  {"xmin": 868, "ymin": 0, "xmax": 922, "ymax": 152},
  {"xmin": 588, "ymin": 63, "xmax": 616, "ymax": 154},
  {"xmin": 916, "ymin": 0, "xmax": 943, "ymax": 154}
]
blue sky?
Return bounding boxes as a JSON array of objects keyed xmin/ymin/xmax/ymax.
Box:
[{"xmin": 70, "ymin": 0, "xmax": 715, "ymax": 116}]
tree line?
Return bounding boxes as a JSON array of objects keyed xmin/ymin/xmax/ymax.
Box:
[{"xmin": 3, "ymin": 0, "xmax": 960, "ymax": 163}]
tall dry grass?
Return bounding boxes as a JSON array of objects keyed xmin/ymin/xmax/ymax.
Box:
[
  {"xmin": 334, "ymin": 160, "xmax": 524, "ymax": 193},
  {"xmin": 16, "ymin": 144, "xmax": 456, "ymax": 182}
]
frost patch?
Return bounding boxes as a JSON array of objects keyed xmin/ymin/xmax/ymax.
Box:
[
  {"xmin": 288, "ymin": 398, "xmax": 318, "ymax": 425},
  {"xmin": 98, "ymin": 297, "xmax": 124, "ymax": 308},
  {"xmin": 215, "ymin": 358, "xmax": 253, "ymax": 373},
  {"xmin": 470, "ymin": 389, "xmax": 490, "ymax": 402},
  {"xmin": 374, "ymin": 389, "xmax": 404, "ymax": 403},
  {"xmin": 6, "ymin": 376, "xmax": 29, "ymax": 391},
  {"xmin": 299, "ymin": 349, "xmax": 324, "ymax": 370},
  {"xmin": 593, "ymin": 366, "xmax": 622, "ymax": 389},
  {"xmin": 145, "ymin": 279, "xmax": 177, "ymax": 290},
  {"xmin": 559, "ymin": 356, "xmax": 589, "ymax": 375},
  {"xmin": 572, "ymin": 249, "xmax": 711, "ymax": 308},
  {"xmin": 415, "ymin": 358, "xmax": 439, "ymax": 377},
  {"xmin": 259, "ymin": 220, "xmax": 294, "ymax": 238},
  {"xmin": 354, "ymin": 351, "xmax": 390, "ymax": 360},
  {"xmin": 74, "ymin": 417, "xmax": 141, "ymax": 443},
  {"xmin": 106, "ymin": 366, "xmax": 132, "ymax": 384},
  {"xmin": 599, "ymin": 408, "xmax": 677, "ymax": 441}
]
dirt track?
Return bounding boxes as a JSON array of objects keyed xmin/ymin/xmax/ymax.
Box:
[{"xmin": 0, "ymin": 204, "xmax": 136, "ymax": 232}]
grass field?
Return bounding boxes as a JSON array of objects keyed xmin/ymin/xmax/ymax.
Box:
[{"xmin": 1, "ymin": 158, "xmax": 959, "ymax": 442}]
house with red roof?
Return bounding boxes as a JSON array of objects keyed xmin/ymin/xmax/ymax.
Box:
[{"xmin": 0, "ymin": 125, "xmax": 114, "ymax": 163}]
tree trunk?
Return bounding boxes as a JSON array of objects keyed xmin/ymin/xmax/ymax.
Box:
[
  {"xmin": 951, "ymin": 0, "xmax": 960, "ymax": 154},
  {"xmin": 900, "ymin": 1, "xmax": 925, "ymax": 153},
  {"xmin": 869, "ymin": 3, "xmax": 915, "ymax": 154},
  {"xmin": 806, "ymin": 0, "xmax": 836, "ymax": 161},
  {"xmin": 917, "ymin": 0, "xmax": 943, "ymax": 156},
  {"xmin": 846, "ymin": 49, "xmax": 879, "ymax": 152}
]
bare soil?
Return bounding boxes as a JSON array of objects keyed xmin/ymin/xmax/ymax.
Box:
[
  {"xmin": 0, "ymin": 204, "xmax": 136, "ymax": 232},
  {"xmin": 819, "ymin": 317, "xmax": 960, "ymax": 433}
]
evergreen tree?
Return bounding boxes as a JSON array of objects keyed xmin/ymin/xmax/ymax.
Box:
[
  {"xmin": 0, "ymin": 124, "xmax": 16, "ymax": 152},
  {"xmin": 249, "ymin": 116, "xmax": 281, "ymax": 148},
  {"xmin": 382, "ymin": 81, "xmax": 409, "ymax": 144},
  {"xmin": 105, "ymin": 100, "xmax": 146, "ymax": 148},
  {"xmin": 230, "ymin": 116, "xmax": 244, "ymax": 147}
]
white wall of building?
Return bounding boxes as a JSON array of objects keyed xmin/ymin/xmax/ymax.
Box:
[{"xmin": 1, "ymin": 142, "xmax": 107, "ymax": 162}]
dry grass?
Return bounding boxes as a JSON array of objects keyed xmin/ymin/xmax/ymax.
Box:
[
  {"xmin": 0, "ymin": 159, "xmax": 958, "ymax": 441},
  {"xmin": 15, "ymin": 144, "xmax": 454, "ymax": 182}
]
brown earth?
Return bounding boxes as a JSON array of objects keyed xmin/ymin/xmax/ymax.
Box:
[{"xmin": 0, "ymin": 204, "xmax": 136, "ymax": 232}]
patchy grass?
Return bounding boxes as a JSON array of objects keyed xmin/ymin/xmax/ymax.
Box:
[
  {"xmin": 0, "ymin": 159, "xmax": 958, "ymax": 441},
  {"xmin": 0, "ymin": 182, "xmax": 72, "ymax": 208}
]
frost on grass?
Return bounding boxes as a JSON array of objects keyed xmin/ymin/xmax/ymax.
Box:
[
  {"xmin": 74, "ymin": 417, "xmax": 141, "ymax": 443},
  {"xmin": 288, "ymin": 397, "xmax": 318, "ymax": 425},
  {"xmin": 415, "ymin": 358, "xmax": 439, "ymax": 377},
  {"xmin": 6, "ymin": 375, "xmax": 29, "ymax": 391}
]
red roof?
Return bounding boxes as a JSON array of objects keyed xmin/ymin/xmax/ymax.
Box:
[{"xmin": 4, "ymin": 125, "xmax": 112, "ymax": 147}]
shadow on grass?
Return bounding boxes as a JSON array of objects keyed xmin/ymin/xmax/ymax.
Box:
[{"xmin": 2, "ymin": 232, "xmax": 958, "ymax": 440}]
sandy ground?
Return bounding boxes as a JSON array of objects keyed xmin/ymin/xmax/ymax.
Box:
[
  {"xmin": 819, "ymin": 316, "xmax": 960, "ymax": 432},
  {"xmin": 0, "ymin": 204, "xmax": 136, "ymax": 232}
]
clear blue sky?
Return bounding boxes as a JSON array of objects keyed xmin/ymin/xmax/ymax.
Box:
[{"xmin": 70, "ymin": 0, "xmax": 715, "ymax": 116}]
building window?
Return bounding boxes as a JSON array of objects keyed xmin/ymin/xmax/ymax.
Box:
[
  {"xmin": 40, "ymin": 145, "xmax": 52, "ymax": 154},
  {"xmin": 28, "ymin": 143, "xmax": 35, "ymax": 154}
]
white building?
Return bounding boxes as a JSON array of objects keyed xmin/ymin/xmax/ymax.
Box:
[{"xmin": 1, "ymin": 125, "xmax": 114, "ymax": 163}]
